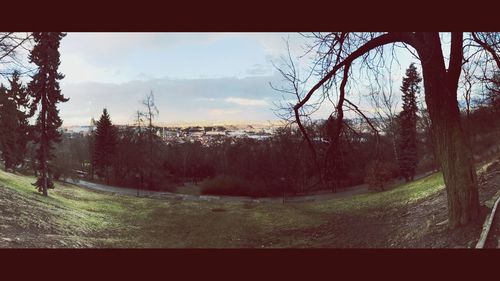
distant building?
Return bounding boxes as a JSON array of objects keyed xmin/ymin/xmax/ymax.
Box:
[
  {"xmin": 61, "ymin": 125, "xmax": 93, "ymax": 137},
  {"xmin": 61, "ymin": 122, "xmax": 285, "ymax": 145},
  {"xmin": 205, "ymin": 131, "xmax": 226, "ymax": 136}
]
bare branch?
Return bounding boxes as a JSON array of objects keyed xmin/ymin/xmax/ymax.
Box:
[
  {"xmin": 293, "ymin": 33, "xmax": 411, "ymax": 113},
  {"xmin": 472, "ymin": 32, "xmax": 500, "ymax": 69},
  {"xmin": 344, "ymin": 98, "xmax": 379, "ymax": 136}
]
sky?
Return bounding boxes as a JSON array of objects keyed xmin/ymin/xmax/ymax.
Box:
[
  {"xmin": 57, "ymin": 33, "xmax": 307, "ymax": 126},
  {"xmin": 46, "ymin": 33, "xmax": 421, "ymax": 126}
]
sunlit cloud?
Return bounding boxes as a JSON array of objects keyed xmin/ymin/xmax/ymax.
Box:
[
  {"xmin": 208, "ymin": 109, "xmax": 241, "ymax": 117},
  {"xmin": 224, "ymin": 97, "xmax": 267, "ymax": 106}
]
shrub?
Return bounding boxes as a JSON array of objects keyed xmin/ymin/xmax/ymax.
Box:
[
  {"xmin": 201, "ymin": 175, "xmax": 275, "ymax": 197},
  {"xmin": 364, "ymin": 160, "xmax": 394, "ymax": 191}
]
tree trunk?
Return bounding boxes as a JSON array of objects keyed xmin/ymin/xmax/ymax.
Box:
[
  {"xmin": 149, "ymin": 116, "xmax": 152, "ymax": 187},
  {"xmin": 418, "ymin": 34, "xmax": 479, "ymax": 228},
  {"xmin": 41, "ymin": 143, "xmax": 48, "ymax": 196},
  {"xmin": 42, "ymin": 169, "xmax": 48, "ymax": 196},
  {"xmin": 391, "ymin": 132, "xmax": 399, "ymax": 167},
  {"xmin": 41, "ymin": 95, "xmax": 48, "ymax": 197}
]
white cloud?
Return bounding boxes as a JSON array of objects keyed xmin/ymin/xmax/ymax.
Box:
[
  {"xmin": 224, "ymin": 97, "xmax": 267, "ymax": 106},
  {"xmin": 59, "ymin": 74, "xmax": 283, "ymax": 126},
  {"xmin": 60, "ymin": 53, "xmax": 124, "ymax": 84},
  {"xmin": 61, "ymin": 32, "xmax": 227, "ymax": 68},
  {"xmin": 54, "ymin": 33, "xmax": 317, "ymax": 125},
  {"xmin": 244, "ymin": 63, "xmax": 273, "ymax": 76},
  {"xmin": 208, "ymin": 109, "xmax": 241, "ymax": 117},
  {"xmin": 59, "ymin": 32, "xmax": 275, "ymax": 83},
  {"xmin": 233, "ymin": 33, "xmax": 306, "ymax": 58}
]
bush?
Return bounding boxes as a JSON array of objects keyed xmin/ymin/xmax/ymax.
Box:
[
  {"xmin": 364, "ymin": 160, "xmax": 394, "ymax": 191},
  {"xmin": 51, "ymin": 163, "xmax": 75, "ymax": 182},
  {"xmin": 201, "ymin": 175, "xmax": 275, "ymax": 197}
]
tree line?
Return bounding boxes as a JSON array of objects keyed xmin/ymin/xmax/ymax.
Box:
[
  {"xmin": 5, "ymin": 61, "xmax": 499, "ymax": 200},
  {"xmin": 39, "ymin": 63, "xmax": 469, "ymax": 197}
]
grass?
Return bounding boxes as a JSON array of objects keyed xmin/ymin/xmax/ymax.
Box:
[
  {"xmin": 310, "ymin": 172, "xmax": 444, "ymax": 214},
  {"xmin": 0, "ymin": 169, "xmax": 445, "ymax": 248}
]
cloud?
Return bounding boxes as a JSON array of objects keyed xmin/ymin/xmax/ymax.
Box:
[
  {"xmin": 60, "ymin": 32, "xmax": 293, "ymax": 84},
  {"xmin": 245, "ymin": 63, "xmax": 273, "ymax": 76},
  {"xmin": 233, "ymin": 33, "xmax": 306, "ymax": 58},
  {"xmin": 61, "ymin": 33, "xmax": 225, "ymax": 64},
  {"xmin": 55, "ymin": 33, "xmax": 326, "ymax": 125},
  {"xmin": 59, "ymin": 74, "xmax": 284, "ymax": 126},
  {"xmin": 224, "ymin": 97, "xmax": 267, "ymax": 106},
  {"xmin": 60, "ymin": 53, "xmax": 123, "ymax": 84}
]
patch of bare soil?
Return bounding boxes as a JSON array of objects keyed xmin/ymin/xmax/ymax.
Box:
[{"xmin": 272, "ymin": 161, "xmax": 500, "ymax": 248}]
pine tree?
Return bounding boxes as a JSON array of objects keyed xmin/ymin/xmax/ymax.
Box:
[
  {"xmin": 8, "ymin": 71, "xmax": 32, "ymax": 170},
  {"xmin": 398, "ymin": 63, "xmax": 422, "ymax": 182},
  {"xmin": 28, "ymin": 32, "xmax": 68, "ymax": 196},
  {"xmin": 0, "ymin": 83, "xmax": 18, "ymax": 170},
  {"xmin": 93, "ymin": 108, "xmax": 118, "ymax": 185}
]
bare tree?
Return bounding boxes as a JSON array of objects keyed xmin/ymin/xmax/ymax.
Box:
[
  {"xmin": 141, "ymin": 90, "xmax": 159, "ymax": 189},
  {"xmin": 464, "ymin": 33, "xmax": 500, "ymax": 108},
  {"xmin": 133, "ymin": 110, "xmax": 145, "ymax": 192},
  {"xmin": 277, "ymin": 32, "xmax": 500, "ymax": 229},
  {"xmin": 462, "ymin": 63, "xmax": 475, "ymax": 118},
  {"xmin": 369, "ymin": 76, "xmax": 400, "ymax": 164},
  {"xmin": 0, "ymin": 32, "xmax": 33, "ymax": 78}
]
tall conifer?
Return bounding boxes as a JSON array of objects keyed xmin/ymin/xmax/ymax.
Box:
[
  {"xmin": 28, "ymin": 32, "xmax": 68, "ymax": 196},
  {"xmin": 398, "ymin": 63, "xmax": 422, "ymax": 182},
  {"xmin": 93, "ymin": 108, "xmax": 118, "ymax": 185}
]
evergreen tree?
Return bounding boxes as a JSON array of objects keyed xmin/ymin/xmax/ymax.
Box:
[
  {"xmin": 0, "ymin": 83, "xmax": 18, "ymax": 170},
  {"xmin": 8, "ymin": 71, "xmax": 32, "ymax": 170},
  {"xmin": 28, "ymin": 32, "xmax": 68, "ymax": 196},
  {"xmin": 93, "ymin": 108, "xmax": 118, "ymax": 185},
  {"xmin": 398, "ymin": 63, "xmax": 422, "ymax": 182},
  {"xmin": 0, "ymin": 72, "xmax": 30, "ymax": 172}
]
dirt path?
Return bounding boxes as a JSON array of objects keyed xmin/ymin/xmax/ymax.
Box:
[
  {"xmin": 68, "ymin": 171, "xmax": 435, "ymax": 203},
  {"xmin": 68, "ymin": 178, "xmax": 371, "ymax": 202},
  {"xmin": 68, "ymin": 179, "xmax": 246, "ymax": 202}
]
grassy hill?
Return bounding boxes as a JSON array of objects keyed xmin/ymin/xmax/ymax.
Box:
[{"xmin": 0, "ymin": 168, "xmax": 492, "ymax": 248}]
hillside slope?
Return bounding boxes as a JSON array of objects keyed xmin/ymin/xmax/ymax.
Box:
[{"xmin": 0, "ymin": 164, "xmax": 498, "ymax": 248}]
